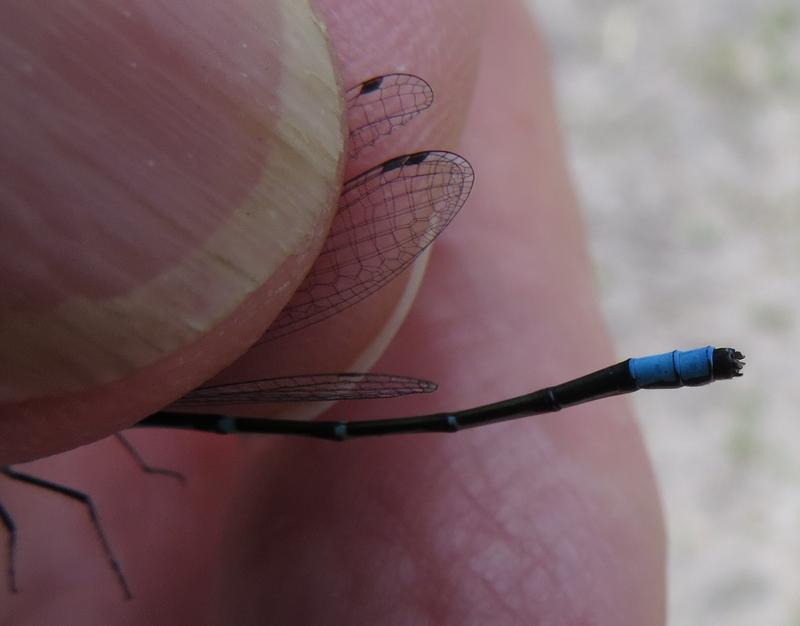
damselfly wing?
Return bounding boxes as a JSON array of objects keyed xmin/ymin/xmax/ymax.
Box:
[{"xmin": 346, "ymin": 73, "xmax": 434, "ymax": 160}]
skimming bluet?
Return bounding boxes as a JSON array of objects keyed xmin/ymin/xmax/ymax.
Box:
[{"xmin": 0, "ymin": 73, "xmax": 745, "ymax": 600}]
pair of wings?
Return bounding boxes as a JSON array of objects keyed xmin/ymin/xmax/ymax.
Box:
[{"xmin": 173, "ymin": 74, "xmax": 474, "ymax": 408}]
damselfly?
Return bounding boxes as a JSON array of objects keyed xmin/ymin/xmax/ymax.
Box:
[{"xmin": 0, "ymin": 73, "xmax": 745, "ymax": 601}]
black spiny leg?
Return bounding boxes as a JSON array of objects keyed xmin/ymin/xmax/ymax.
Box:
[
  {"xmin": 0, "ymin": 466, "xmax": 132, "ymax": 600},
  {"xmin": 0, "ymin": 494, "xmax": 18, "ymax": 593},
  {"xmin": 114, "ymin": 434, "xmax": 186, "ymax": 485}
]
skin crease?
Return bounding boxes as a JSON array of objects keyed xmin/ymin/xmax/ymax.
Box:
[{"xmin": 0, "ymin": 1, "xmax": 666, "ymax": 625}]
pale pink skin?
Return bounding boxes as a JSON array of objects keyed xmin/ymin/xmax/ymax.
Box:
[
  {"xmin": 0, "ymin": 0, "xmax": 346, "ymax": 464},
  {"xmin": 1, "ymin": 1, "xmax": 666, "ymax": 624}
]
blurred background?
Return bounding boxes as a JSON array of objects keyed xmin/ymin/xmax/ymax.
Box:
[{"xmin": 526, "ymin": 1, "xmax": 800, "ymax": 624}]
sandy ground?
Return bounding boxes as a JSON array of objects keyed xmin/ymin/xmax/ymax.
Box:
[{"xmin": 528, "ymin": 1, "xmax": 800, "ymax": 624}]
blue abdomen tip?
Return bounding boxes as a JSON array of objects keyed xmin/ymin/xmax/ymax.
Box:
[{"xmin": 629, "ymin": 346, "xmax": 715, "ymax": 388}]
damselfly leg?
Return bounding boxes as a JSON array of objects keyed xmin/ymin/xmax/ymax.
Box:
[
  {"xmin": 113, "ymin": 434, "xmax": 186, "ymax": 485},
  {"xmin": 0, "ymin": 466, "xmax": 132, "ymax": 599}
]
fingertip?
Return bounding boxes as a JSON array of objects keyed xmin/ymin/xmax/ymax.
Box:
[{"xmin": 0, "ymin": 0, "xmax": 345, "ymax": 463}]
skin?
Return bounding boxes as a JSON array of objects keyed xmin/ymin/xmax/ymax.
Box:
[
  {"xmin": 1, "ymin": 1, "xmax": 666, "ymax": 624},
  {"xmin": 0, "ymin": 0, "xmax": 344, "ymax": 462}
]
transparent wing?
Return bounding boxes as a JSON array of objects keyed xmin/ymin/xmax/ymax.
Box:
[
  {"xmin": 346, "ymin": 73, "xmax": 434, "ymax": 159},
  {"xmin": 173, "ymin": 373, "xmax": 438, "ymax": 406},
  {"xmin": 261, "ymin": 150, "xmax": 474, "ymax": 341}
]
